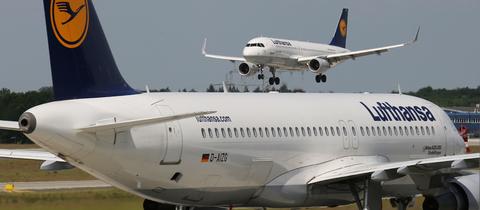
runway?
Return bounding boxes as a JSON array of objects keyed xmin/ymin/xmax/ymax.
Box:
[
  {"xmin": 0, "ymin": 180, "xmax": 111, "ymax": 191},
  {"xmin": 468, "ymin": 138, "xmax": 480, "ymax": 146}
]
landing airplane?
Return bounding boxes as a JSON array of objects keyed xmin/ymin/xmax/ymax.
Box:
[
  {"xmin": 203, "ymin": 9, "xmax": 419, "ymax": 85},
  {"xmin": 0, "ymin": 1, "xmax": 478, "ymax": 210}
]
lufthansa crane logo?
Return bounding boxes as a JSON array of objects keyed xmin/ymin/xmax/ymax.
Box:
[
  {"xmin": 339, "ymin": 19, "xmax": 347, "ymax": 38},
  {"xmin": 50, "ymin": 0, "xmax": 89, "ymax": 48}
]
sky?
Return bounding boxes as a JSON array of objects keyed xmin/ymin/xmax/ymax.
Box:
[{"xmin": 0, "ymin": 0, "xmax": 478, "ymax": 93}]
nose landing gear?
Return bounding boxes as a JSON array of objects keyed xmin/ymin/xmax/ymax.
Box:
[{"xmin": 315, "ymin": 74, "xmax": 327, "ymax": 83}]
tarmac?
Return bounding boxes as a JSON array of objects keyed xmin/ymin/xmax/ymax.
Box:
[{"xmin": 0, "ymin": 180, "xmax": 111, "ymax": 191}]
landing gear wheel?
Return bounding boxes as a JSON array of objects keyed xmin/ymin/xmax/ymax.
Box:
[
  {"xmin": 143, "ymin": 199, "xmax": 160, "ymax": 210},
  {"xmin": 258, "ymin": 74, "xmax": 264, "ymax": 80},
  {"xmin": 268, "ymin": 77, "xmax": 274, "ymax": 85},
  {"xmin": 321, "ymin": 74, "xmax": 327, "ymax": 83},
  {"xmin": 315, "ymin": 75, "xmax": 321, "ymax": 83},
  {"xmin": 274, "ymin": 77, "xmax": 280, "ymax": 85}
]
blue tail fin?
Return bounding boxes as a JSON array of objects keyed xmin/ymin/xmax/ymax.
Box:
[
  {"xmin": 329, "ymin": 8, "xmax": 348, "ymax": 49},
  {"xmin": 43, "ymin": 0, "xmax": 137, "ymax": 100}
]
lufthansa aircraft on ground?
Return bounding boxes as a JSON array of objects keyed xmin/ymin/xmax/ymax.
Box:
[
  {"xmin": 203, "ymin": 9, "xmax": 419, "ymax": 85},
  {"xmin": 0, "ymin": 1, "xmax": 478, "ymax": 210}
]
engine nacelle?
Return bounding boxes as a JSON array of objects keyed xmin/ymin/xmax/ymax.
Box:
[
  {"xmin": 423, "ymin": 174, "xmax": 479, "ymax": 210},
  {"xmin": 238, "ymin": 62, "xmax": 259, "ymax": 76},
  {"xmin": 307, "ymin": 58, "xmax": 330, "ymax": 73}
]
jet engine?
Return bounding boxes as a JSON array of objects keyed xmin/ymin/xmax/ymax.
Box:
[
  {"xmin": 238, "ymin": 62, "xmax": 259, "ymax": 76},
  {"xmin": 308, "ymin": 58, "xmax": 330, "ymax": 73},
  {"xmin": 423, "ymin": 174, "xmax": 479, "ymax": 210}
]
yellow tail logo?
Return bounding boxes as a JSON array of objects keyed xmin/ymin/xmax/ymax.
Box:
[
  {"xmin": 339, "ymin": 19, "xmax": 347, "ymax": 38},
  {"xmin": 50, "ymin": 0, "xmax": 89, "ymax": 48}
]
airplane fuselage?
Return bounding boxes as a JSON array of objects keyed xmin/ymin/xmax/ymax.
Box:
[
  {"xmin": 243, "ymin": 37, "xmax": 349, "ymax": 71},
  {"xmin": 23, "ymin": 92, "xmax": 465, "ymax": 207}
]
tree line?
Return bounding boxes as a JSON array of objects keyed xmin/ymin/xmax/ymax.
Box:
[{"xmin": 0, "ymin": 85, "xmax": 478, "ymax": 144}]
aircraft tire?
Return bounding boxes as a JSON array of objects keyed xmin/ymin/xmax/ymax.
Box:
[
  {"xmin": 269, "ymin": 77, "xmax": 274, "ymax": 85},
  {"xmin": 321, "ymin": 75, "xmax": 327, "ymax": 83},
  {"xmin": 274, "ymin": 77, "xmax": 280, "ymax": 85},
  {"xmin": 315, "ymin": 75, "xmax": 321, "ymax": 83}
]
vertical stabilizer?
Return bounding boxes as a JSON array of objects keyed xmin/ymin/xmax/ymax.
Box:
[
  {"xmin": 329, "ymin": 8, "xmax": 348, "ymax": 48},
  {"xmin": 43, "ymin": 0, "xmax": 137, "ymax": 100}
]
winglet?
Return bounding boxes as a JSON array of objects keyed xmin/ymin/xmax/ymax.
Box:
[
  {"xmin": 202, "ymin": 38, "xmax": 208, "ymax": 55},
  {"xmin": 411, "ymin": 26, "xmax": 420, "ymax": 44}
]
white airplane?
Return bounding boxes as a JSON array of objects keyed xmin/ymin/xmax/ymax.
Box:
[
  {"xmin": 0, "ymin": 1, "xmax": 479, "ymax": 210},
  {"xmin": 203, "ymin": 9, "xmax": 419, "ymax": 85}
]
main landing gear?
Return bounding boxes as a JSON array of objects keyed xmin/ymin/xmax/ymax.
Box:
[
  {"xmin": 257, "ymin": 66, "xmax": 280, "ymax": 85},
  {"xmin": 143, "ymin": 199, "xmax": 176, "ymax": 210},
  {"xmin": 315, "ymin": 74, "xmax": 327, "ymax": 83}
]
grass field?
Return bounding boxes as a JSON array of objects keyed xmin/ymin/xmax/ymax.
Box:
[{"xmin": 0, "ymin": 188, "xmax": 143, "ymax": 210}]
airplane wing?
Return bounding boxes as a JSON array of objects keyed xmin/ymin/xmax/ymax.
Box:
[
  {"xmin": 202, "ymin": 38, "xmax": 246, "ymax": 62},
  {"xmin": 0, "ymin": 149, "xmax": 64, "ymax": 162},
  {"xmin": 298, "ymin": 27, "xmax": 420, "ymax": 64},
  {"xmin": 307, "ymin": 153, "xmax": 479, "ymax": 186}
]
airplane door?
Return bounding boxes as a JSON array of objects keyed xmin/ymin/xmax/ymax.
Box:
[
  {"xmin": 339, "ymin": 120, "xmax": 349, "ymax": 149},
  {"xmin": 348, "ymin": 120, "xmax": 359, "ymax": 149},
  {"xmin": 156, "ymin": 105, "xmax": 183, "ymax": 164}
]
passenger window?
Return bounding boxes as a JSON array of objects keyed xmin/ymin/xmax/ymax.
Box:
[
  {"xmin": 221, "ymin": 128, "xmax": 226, "ymax": 138},
  {"xmin": 259, "ymin": 127, "xmax": 264, "ymax": 137},
  {"xmin": 265, "ymin": 127, "xmax": 269, "ymax": 137},
  {"xmin": 289, "ymin": 127, "xmax": 294, "ymax": 137},
  {"xmin": 247, "ymin": 128, "xmax": 251, "ymax": 137},
  {"xmin": 330, "ymin": 127, "xmax": 335, "ymax": 136},
  {"xmin": 336, "ymin": 127, "xmax": 341, "ymax": 136},
  {"xmin": 352, "ymin": 127, "xmax": 357, "ymax": 136},
  {"xmin": 215, "ymin": 128, "xmax": 219, "ymax": 138},
  {"xmin": 240, "ymin": 128, "xmax": 245, "ymax": 137},
  {"xmin": 415, "ymin": 126, "xmax": 420, "ymax": 136},
  {"xmin": 421, "ymin": 126, "xmax": 425, "ymax": 135},
  {"xmin": 426, "ymin": 126, "xmax": 430, "ymax": 135},
  {"xmin": 404, "ymin": 126, "xmax": 409, "ymax": 136},
  {"xmin": 307, "ymin": 127, "xmax": 311, "ymax": 136},
  {"xmin": 295, "ymin": 127, "xmax": 300, "ymax": 137},
  {"xmin": 371, "ymin": 126, "xmax": 376, "ymax": 136},
  {"xmin": 388, "ymin": 127, "xmax": 392, "ymax": 136},
  {"xmin": 234, "ymin": 128, "xmax": 238, "ymax": 138},
  {"xmin": 366, "ymin": 127, "xmax": 370, "ymax": 136},
  {"xmin": 252, "ymin": 128, "xmax": 257, "ymax": 137},
  {"xmin": 399, "ymin": 127, "xmax": 403, "ymax": 136},
  {"xmin": 313, "ymin": 127, "xmax": 318, "ymax": 136},
  {"xmin": 393, "ymin": 127, "xmax": 398, "ymax": 136},
  {"xmin": 383, "ymin": 127, "xmax": 387, "ymax": 136},
  {"xmin": 301, "ymin": 127, "xmax": 306, "ymax": 137},
  {"xmin": 201, "ymin": 128, "xmax": 206, "ymax": 138},
  {"xmin": 324, "ymin": 127, "xmax": 329, "ymax": 136},
  {"xmin": 431, "ymin": 126, "xmax": 435, "ymax": 135},
  {"xmin": 283, "ymin": 127, "xmax": 288, "ymax": 137},
  {"xmin": 208, "ymin": 128, "xmax": 213, "ymax": 138},
  {"xmin": 275, "ymin": 127, "xmax": 280, "ymax": 137},
  {"xmin": 377, "ymin": 127, "xmax": 382, "ymax": 136},
  {"xmin": 342, "ymin": 127, "xmax": 347, "ymax": 136},
  {"xmin": 410, "ymin": 126, "xmax": 414, "ymax": 136},
  {"xmin": 360, "ymin": 127, "xmax": 365, "ymax": 136}
]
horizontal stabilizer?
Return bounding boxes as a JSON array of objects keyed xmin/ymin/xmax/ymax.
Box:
[
  {"xmin": 77, "ymin": 111, "xmax": 216, "ymax": 132},
  {"xmin": 0, "ymin": 149, "xmax": 64, "ymax": 162},
  {"xmin": 0, "ymin": 120, "xmax": 21, "ymax": 132}
]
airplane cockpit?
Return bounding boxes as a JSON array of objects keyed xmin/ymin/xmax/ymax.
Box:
[{"xmin": 245, "ymin": 43, "xmax": 265, "ymax": 47}]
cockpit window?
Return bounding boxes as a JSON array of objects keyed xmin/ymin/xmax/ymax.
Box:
[{"xmin": 246, "ymin": 43, "xmax": 265, "ymax": 48}]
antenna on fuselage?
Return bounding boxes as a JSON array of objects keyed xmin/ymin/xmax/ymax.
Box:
[
  {"xmin": 145, "ymin": 85, "xmax": 150, "ymax": 94},
  {"xmin": 397, "ymin": 82, "xmax": 402, "ymax": 95}
]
